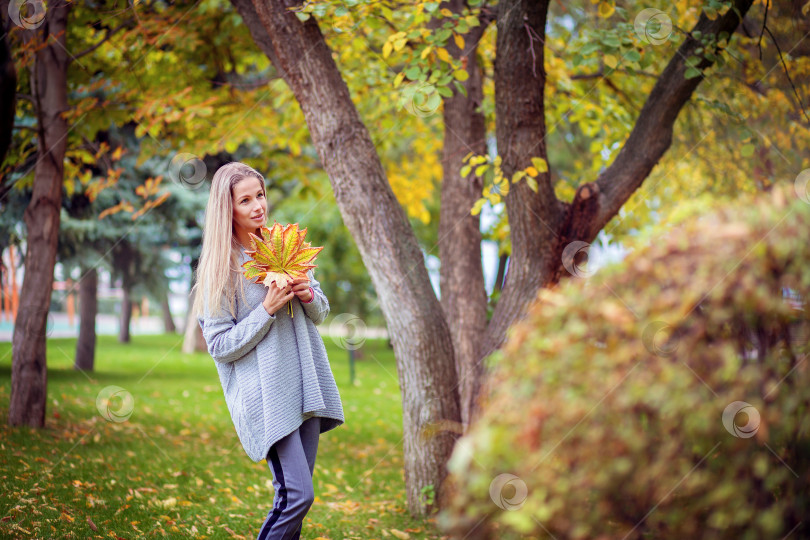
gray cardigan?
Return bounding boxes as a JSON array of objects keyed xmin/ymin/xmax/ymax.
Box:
[{"xmin": 197, "ymin": 246, "xmax": 345, "ymax": 462}]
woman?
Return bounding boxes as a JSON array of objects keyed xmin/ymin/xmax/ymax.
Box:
[{"xmin": 191, "ymin": 162, "xmax": 345, "ymax": 540}]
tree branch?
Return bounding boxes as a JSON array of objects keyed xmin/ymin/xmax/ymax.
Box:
[
  {"xmin": 764, "ymin": 24, "xmax": 810, "ymax": 124},
  {"xmin": 570, "ymin": 68, "xmax": 658, "ymax": 79},
  {"xmin": 71, "ymin": 20, "xmax": 132, "ymax": 62},
  {"xmin": 584, "ymin": 0, "xmax": 757, "ymax": 239},
  {"xmin": 227, "ymin": 0, "xmax": 283, "ymax": 68}
]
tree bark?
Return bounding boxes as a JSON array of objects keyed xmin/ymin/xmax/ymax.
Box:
[
  {"xmin": 119, "ymin": 282, "xmax": 132, "ymax": 343},
  {"xmin": 112, "ymin": 240, "xmax": 136, "ymax": 343},
  {"xmin": 436, "ymin": 0, "xmax": 490, "ymax": 431},
  {"xmin": 9, "ymin": 0, "xmax": 71, "ymax": 427},
  {"xmin": 182, "ymin": 257, "xmax": 206, "ymax": 353},
  {"xmin": 493, "ymin": 253, "xmax": 508, "ymax": 294},
  {"xmin": 182, "ymin": 284, "xmax": 206, "ymax": 353},
  {"xmin": 0, "ymin": 8, "xmax": 16, "ymax": 169},
  {"xmin": 232, "ymin": 0, "xmax": 461, "ymax": 516},
  {"xmin": 74, "ymin": 265, "xmax": 97, "ymax": 371},
  {"xmin": 480, "ymin": 0, "xmax": 562, "ymax": 366},
  {"xmin": 161, "ymin": 293, "xmax": 176, "ymax": 333}
]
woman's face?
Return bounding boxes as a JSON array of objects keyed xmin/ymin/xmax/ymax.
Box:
[{"xmin": 232, "ymin": 177, "xmax": 267, "ymax": 235}]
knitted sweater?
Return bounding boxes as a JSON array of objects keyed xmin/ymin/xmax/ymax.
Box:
[{"xmin": 197, "ymin": 245, "xmax": 345, "ymax": 463}]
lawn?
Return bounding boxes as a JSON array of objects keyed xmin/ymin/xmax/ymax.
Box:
[{"xmin": 0, "ymin": 333, "xmax": 443, "ymax": 539}]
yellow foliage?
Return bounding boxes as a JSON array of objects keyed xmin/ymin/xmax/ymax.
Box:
[{"xmin": 386, "ymin": 138, "xmax": 441, "ymax": 224}]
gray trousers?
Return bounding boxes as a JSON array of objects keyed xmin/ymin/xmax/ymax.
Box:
[{"xmin": 257, "ymin": 416, "xmax": 320, "ymax": 540}]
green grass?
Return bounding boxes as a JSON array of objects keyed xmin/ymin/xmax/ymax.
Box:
[{"xmin": 0, "ymin": 334, "xmax": 443, "ymax": 539}]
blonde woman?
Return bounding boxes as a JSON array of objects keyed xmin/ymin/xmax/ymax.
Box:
[{"xmin": 191, "ymin": 162, "xmax": 344, "ymax": 539}]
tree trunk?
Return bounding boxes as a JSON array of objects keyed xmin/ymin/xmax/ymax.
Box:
[
  {"xmin": 74, "ymin": 265, "xmax": 97, "ymax": 371},
  {"xmin": 113, "ymin": 240, "xmax": 136, "ymax": 343},
  {"xmin": 231, "ymin": 0, "xmax": 461, "ymax": 516},
  {"xmin": 182, "ymin": 259, "xmax": 208, "ymax": 354},
  {"xmin": 479, "ymin": 0, "xmax": 756, "ymax": 365},
  {"xmin": 480, "ymin": 0, "xmax": 562, "ymax": 367},
  {"xmin": 9, "ymin": 0, "xmax": 71, "ymax": 427},
  {"xmin": 493, "ymin": 254, "xmax": 508, "ymax": 294},
  {"xmin": 161, "ymin": 292, "xmax": 176, "ymax": 333},
  {"xmin": 0, "ymin": 8, "xmax": 16, "ymax": 169},
  {"xmin": 119, "ymin": 282, "xmax": 132, "ymax": 343},
  {"xmin": 436, "ymin": 0, "xmax": 490, "ymax": 431}
]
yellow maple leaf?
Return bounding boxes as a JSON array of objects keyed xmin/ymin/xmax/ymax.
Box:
[
  {"xmin": 242, "ymin": 222, "xmax": 323, "ymax": 318},
  {"xmin": 242, "ymin": 222, "xmax": 322, "ymax": 288}
]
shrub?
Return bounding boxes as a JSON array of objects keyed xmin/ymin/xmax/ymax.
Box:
[{"xmin": 438, "ymin": 184, "xmax": 810, "ymax": 540}]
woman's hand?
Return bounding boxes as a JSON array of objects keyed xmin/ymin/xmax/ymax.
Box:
[
  {"xmin": 262, "ymin": 281, "xmax": 296, "ymax": 316},
  {"xmin": 290, "ymin": 277, "xmax": 313, "ymax": 303}
]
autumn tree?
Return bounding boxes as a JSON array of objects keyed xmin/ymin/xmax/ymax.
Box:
[
  {"xmin": 2, "ymin": 0, "xmax": 317, "ymax": 420},
  {"xmin": 215, "ymin": 0, "xmax": 810, "ymax": 516},
  {"xmin": 6, "ymin": 0, "xmax": 72, "ymax": 427}
]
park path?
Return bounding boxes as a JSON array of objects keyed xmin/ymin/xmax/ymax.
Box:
[{"xmin": 0, "ymin": 312, "xmax": 388, "ymax": 341}]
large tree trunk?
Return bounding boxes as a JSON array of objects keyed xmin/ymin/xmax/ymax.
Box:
[
  {"xmin": 9, "ymin": 0, "xmax": 71, "ymax": 427},
  {"xmin": 74, "ymin": 265, "xmax": 97, "ymax": 371},
  {"xmin": 231, "ymin": 0, "xmax": 461, "ymax": 516},
  {"xmin": 436, "ymin": 0, "xmax": 490, "ymax": 430}
]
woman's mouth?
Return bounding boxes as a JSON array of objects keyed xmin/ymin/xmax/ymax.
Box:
[{"xmin": 252, "ymin": 214, "xmax": 264, "ymax": 222}]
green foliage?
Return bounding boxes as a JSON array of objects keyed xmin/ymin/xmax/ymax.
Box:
[
  {"xmin": 439, "ymin": 184, "xmax": 809, "ymax": 539},
  {"xmin": 420, "ymin": 483, "xmax": 436, "ymax": 508}
]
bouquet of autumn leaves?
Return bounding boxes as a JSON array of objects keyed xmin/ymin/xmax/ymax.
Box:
[{"xmin": 241, "ymin": 222, "xmax": 323, "ymax": 318}]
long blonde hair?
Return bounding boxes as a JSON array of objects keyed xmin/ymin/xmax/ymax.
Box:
[{"xmin": 190, "ymin": 162, "xmax": 266, "ymax": 320}]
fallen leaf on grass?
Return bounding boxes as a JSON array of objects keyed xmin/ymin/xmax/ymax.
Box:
[
  {"xmin": 324, "ymin": 500, "xmax": 361, "ymax": 514},
  {"xmin": 223, "ymin": 525, "xmax": 246, "ymax": 539}
]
